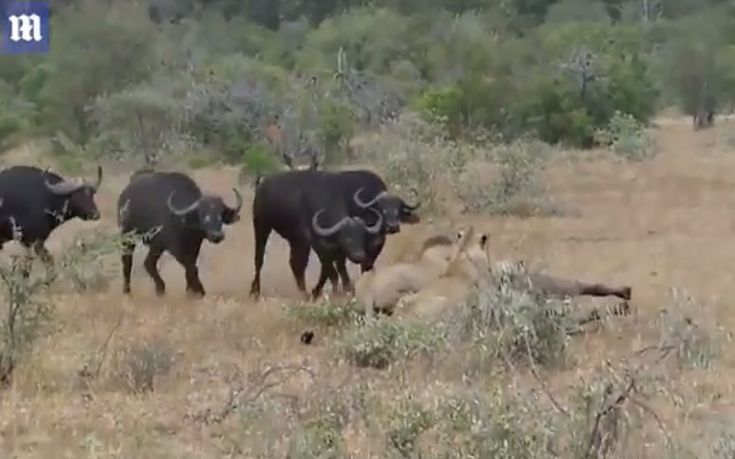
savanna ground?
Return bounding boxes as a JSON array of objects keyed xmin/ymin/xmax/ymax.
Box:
[{"xmin": 1, "ymin": 115, "xmax": 735, "ymax": 458}]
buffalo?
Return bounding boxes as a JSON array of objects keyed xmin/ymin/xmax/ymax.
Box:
[
  {"xmin": 329, "ymin": 169, "xmax": 421, "ymax": 292},
  {"xmin": 0, "ymin": 165, "xmax": 103, "ymax": 266},
  {"xmin": 117, "ymin": 171, "xmax": 243, "ymax": 297},
  {"xmin": 249, "ymin": 169, "xmax": 384, "ymax": 300}
]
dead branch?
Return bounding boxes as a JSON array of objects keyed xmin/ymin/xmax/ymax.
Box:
[
  {"xmin": 584, "ymin": 378, "xmax": 636, "ymax": 459},
  {"xmin": 77, "ymin": 310, "xmax": 125, "ymax": 382},
  {"xmin": 189, "ymin": 363, "xmax": 316, "ymax": 425}
]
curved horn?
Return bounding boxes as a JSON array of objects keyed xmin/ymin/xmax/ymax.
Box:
[
  {"xmin": 90, "ymin": 165, "xmax": 103, "ymax": 191},
  {"xmin": 353, "ymin": 188, "xmax": 388, "ymax": 209},
  {"xmin": 402, "ymin": 187, "xmax": 421, "ymax": 211},
  {"xmin": 365, "ymin": 207, "xmax": 383, "ymax": 235},
  {"xmin": 227, "ymin": 187, "xmax": 243, "ymax": 213},
  {"xmin": 166, "ymin": 191, "xmax": 201, "ymax": 216},
  {"xmin": 45, "ymin": 176, "xmax": 84, "ymax": 195},
  {"xmin": 311, "ymin": 209, "xmax": 351, "ymax": 237}
]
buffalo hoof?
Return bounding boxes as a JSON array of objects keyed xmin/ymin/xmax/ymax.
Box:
[
  {"xmin": 154, "ymin": 286, "xmax": 165, "ymax": 297},
  {"xmin": 186, "ymin": 289, "xmax": 205, "ymax": 299},
  {"xmin": 620, "ymin": 287, "xmax": 632, "ymax": 301}
]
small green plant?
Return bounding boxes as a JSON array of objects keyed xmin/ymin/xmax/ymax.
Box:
[
  {"xmin": 445, "ymin": 284, "xmax": 571, "ymax": 370},
  {"xmin": 432, "ymin": 387, "xmax": 552, "ymax": 458},
  {"xmin": 284, "ymin": 297, "xmax": 362, "ymax": 328},
  {"xmin": 387, "ymin": 397, "xmax": 436, "ymax": 458},
  {"xmin": 55, "ymin": 229, "xmax": 137, "ymax": 293},
  {"xmin": 114, "ymin": 339, "xmax": 175, "ymax": 393},
  {"xmin": 288, "ymin": 398, "xmax": 348, "ymax": 459},
  {"xmin": 484, "ymin": 140, "xmax": 563, "ymax": 217},
  {"xmin": 339, "ymin": 318, "xmax": 444, "ymax": 369},
  {"xmin": 0, "ymin": 254, "xmax": 56, "ymax": 387},
  {"xmin": 593, "ymin": 111, "xmax": 656, "ymax": 162},
  {"xmin": 238, "ymin": 142, "xmax": 281, "ymax": 181}
]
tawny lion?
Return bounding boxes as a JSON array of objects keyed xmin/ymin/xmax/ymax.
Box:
[
  {"xmin": 355, "ymin": 227, "xmax": 490, "ymax": 317},
  {"xmin": 354, "ymin": 229, "xmax": 470, "ymax": 317},
  {"xmin": 399, "ymin": 226, "xmax": 492, "ymax": 321}
]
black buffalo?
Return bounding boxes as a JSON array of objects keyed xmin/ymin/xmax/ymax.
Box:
[
  {"xmin": 117, "ymin": 171, "xmax": 243, "ymax": 297},
  {"xmin": 329, "ymin": 169, "xmax": 421, "ymax": 290},
  {"xmin": 0, "ymin": 165, "xmax": 103, "ymax": 265},
  {"xmin": 249, "ymin": 169, "xmax": 384, "ymax": 300}
]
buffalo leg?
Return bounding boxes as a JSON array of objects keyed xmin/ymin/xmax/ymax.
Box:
[
  {"xmin": 334, "ymin": 256, "xmax": 353, "ymax": 294},
  {"xmin": 121, "ymin": 239, "xmax": 135, "ymax": 294},
  {"xmin": 172, "ymin": 244, "xmax": 205, "ymax": 298},
  {"xmin": 143, "ymin": 247, "xmax": 166, "ymax": 296},
  {"xmin": 288, "ymin": 242, "xmax": 310, "ymax": 294},
  {"xmin": 311, "ymin": 253, "xmax": 338, "ymax": 300},
  {"xmin": 363, "ymin": 238, "xmax": 384, "ymax": 273},
  {"xmin": 183, "ymin": 261, "xmax": 205, "ymax": 298},
  {"xmin": 249, "ymin": 221, "xmax": 272, "ymax": 298}
]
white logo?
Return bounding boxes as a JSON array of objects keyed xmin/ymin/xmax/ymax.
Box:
[{"xmin": 8, "ymin": 14, "xmax": 43, "ymax": 43}]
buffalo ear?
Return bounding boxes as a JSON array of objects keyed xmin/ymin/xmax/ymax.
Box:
[{"xmin": 222, "ymin": 207, "xmax": 240, "ymax": 225}]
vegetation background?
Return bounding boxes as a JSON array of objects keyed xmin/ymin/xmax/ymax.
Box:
[{"xmin": 1, "ymin": 0, "xmax": 735, "ymax": 457}]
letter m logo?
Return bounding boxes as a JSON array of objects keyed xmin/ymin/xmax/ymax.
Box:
[{"xmin": 1, "ymin": 2, "xmax": 50, "ymax": 54}]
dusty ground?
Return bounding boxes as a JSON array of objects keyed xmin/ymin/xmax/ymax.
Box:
[{"xmin": 1, "ymin": 118, "xmax": 735, "ymax": 457}]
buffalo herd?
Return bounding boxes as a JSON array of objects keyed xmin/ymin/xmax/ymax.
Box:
[{"xmin": 0, "ymin": 165, "xmax": 421, "ymax": 300}]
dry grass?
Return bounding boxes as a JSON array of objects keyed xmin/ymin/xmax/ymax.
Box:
[{"xmin": 1, "ymin": 116, "xmax": 735, "ymax": 457}]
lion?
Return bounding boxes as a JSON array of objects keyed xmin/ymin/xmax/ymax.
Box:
[
  {"xmin": 354, "ymin": 229, "xmax": 467, "ymax": 317},
  {"xmin": 398, "ymin": 225, "xmax": 491, "ymax": 321}
]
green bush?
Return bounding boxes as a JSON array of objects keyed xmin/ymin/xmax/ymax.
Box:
[{"xmin": 416, "ymin": 86, "xmax": 465, "ymax": 136}]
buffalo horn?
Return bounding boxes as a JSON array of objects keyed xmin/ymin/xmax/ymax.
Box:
[
  {"xmin": 91, "ymin": 165, "xmax": 103, "ymax": 191},
  {"xmin": 365, "ymin": 207, "xmax": 383, "ymax": 234},
  {"xmin": 353, "ymin": 188, "xmax": 388, "ymax": 209},
  {"xmin": 167, "ymin": 191, "xmax": 201, "ymax": 216},
  {"xmin": 312, "ymin": 209, "xmax": 351, "ymax": 237},
  {"xmin": 228, "ymin": 188, "xmax": 243, "ymax": 213},
  {"xmin": 45, "ymin": 176, "xmax": 85, "ymax": 195}
]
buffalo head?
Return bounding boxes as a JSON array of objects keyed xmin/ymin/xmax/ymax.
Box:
[
  {"xmin": 44, "ymin": 166, "xmax": 103, "ymax": 221},
  {"xmin": 167, "ymin": 188, "xmax": 243, "ymax": 243},
  {"xmin": 353, "ymin": 187, "xmax": 421, "ymax": 234},
  {"xmin": 311, "ymin": 207, "xmax": 383, "ymax": 264}
]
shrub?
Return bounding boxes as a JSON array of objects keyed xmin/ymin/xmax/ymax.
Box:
[
  {"xmin": 433, "ymin": 387, "xmax": 552, "ymax": 458},
  {"xmin": 457, "ymin": 138, "xmax": 563, "ymax": 216},
  {"xmin": 37, "ymin": 0, "xmax": 157, "ymax": 142},
  {"xmin": 288, "ymin": 403, "xmax": 348, "ymax": 459},
  {"xmin": 0, "ymin": 254, "xmax": 55, "ymax": 387},
  {"xmin": 593, "ymin": 111, "xmax": 656, "ymax": 161},
  {"xmin": 238, "ymin": 142, "xmax": 282, "ymax": 182},
  {"xmin": 54, "ymin": 230, "xmax": 137, "ymax": 294},
  {"xmin": 655, "ymin": 288, "xmax": 722, "ymax": 370},
  {"xmin": 0, "ymin": 81, "xmax": 35, "ymax": 148},
  {"xmin": 88, "ymin": 77, "xmax": 188, "ymax": 164},
  {"xmin": 284, "ymin": 297, "xmax": 363, "ymax": 328},
  {"xmin": 386, "ymin": 397, "xmax": 436, "ymax": 457},
  {"xmin": 339, "ymin": 318, "xmax": 444, "ymax": 369},
  {"xmin": 113, "ymin": 339, "xmax": 175, "ymax": 394},
  {"xmin": 416, "ymin": 86, "xmax": 465, "ymax": 136}
]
